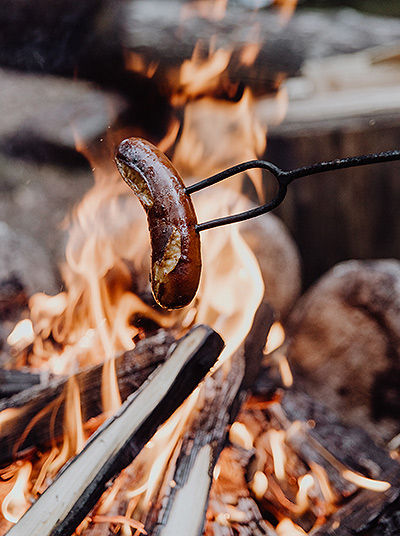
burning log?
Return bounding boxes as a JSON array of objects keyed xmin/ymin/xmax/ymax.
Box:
[
  {"xmin": 6, "ymin": 324, "xmax": 224, "ymax": 536},
  {"xmin": 0, "ymin": 330, "xmax": 174, "ymax": 464},
  {"xmin": 206, "ymin": 445, "xmax": 278, "ymax": 536},
  {"xmin": 146, "ymin": 302, "xmax": 274, "ymax": 535},
  {"xmin": 286, "ymin": 259, "xmax": 400, "ymax": 442},
  {"xmin": 124, "ymin": 0, "xmax": 303, "ymax": 99},
  {"xmin": 249, "ymin": 369, "xmax": 400, "ymax": 535}
]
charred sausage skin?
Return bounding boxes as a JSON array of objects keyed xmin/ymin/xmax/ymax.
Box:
[{"xmin": 115, "ymin": 137, "xmax": 201, "ymax": 309}]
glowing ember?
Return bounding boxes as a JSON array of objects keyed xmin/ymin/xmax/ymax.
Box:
[
  {"xmin": 213, "ymin": 465, "xmax": 221, "ymax": 481},
  {"xmin": 310, "ymin": 463, "xmax": 336, "ymax": 506},
  {"xmin": 90, "ymin": 515, "xmax": 146, "ymax": 534},
  {"xmin": 269, "ymin": 429, "xmax": 287, "ymax": 481},
  {"xmin": 276, "ymin": 518, "xmax": 307, "ymax": 536},
  {"xmin": 0, "ymin": 409, "xmax": 21, "ymax": 432},
  {"xmin": 229, "ymin": 422, "xmax": 254, "ymax": 450},
  {"xmin": 264, "ymin": 322, "xmax": 285, "ymax": 355},
  {"xmin": 295, "ymin": 474, "xmax": 314, "ymax": 515},
  {"xmin": 250, "ymin": 470, "xmax": 268, "ymax": 499},
  {"xmin": 277, "ymin": 353, "xmax": 293, "ymax": 387},
  {"xmin": 341, "ymin": 470, "xmax": 391, "ymax": 492}
]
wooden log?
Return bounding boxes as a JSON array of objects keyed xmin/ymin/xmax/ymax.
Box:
[
  {"xmin": 124, "ymin": 1, "xmax": 303, "ymax": 99},
  {"xmin": 6, "ymin": 324, "xmax": 224, "ymax": 536},
  {"xmin": 0, "ymin": 368, "xmax": 41, "ymax": 398},
  {"xmin": 0, "ymin": 330, "xmax": 174, "ymax": 464},
  {"xmin": 286, "ymin": 259, "xmax": 400, "ymax": 442},
  {"xmin": 147, "ymin": 302, "xmax": 274, "ymax": 535}
]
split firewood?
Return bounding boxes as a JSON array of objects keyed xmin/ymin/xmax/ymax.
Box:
[
  {"xmin": 286, "ymin": 259, "xmax": 400, "ymax": 442},
  {"xmin": 6, "ymin": 324, "xmax": 224, "ymax": 536},
  {"xmin": 146, "ymin": 301, "xmax": 273, "ymax": 535},
  {"xmin": 0, "ymin": 330, "xmax": 174, "ymax": 464}
]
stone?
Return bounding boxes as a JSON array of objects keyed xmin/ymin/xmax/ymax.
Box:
[
  {"xmin": 241, "ymin": 212, "xmax": 301, "ymax": 319},
  {"xmin": 287, "ymin": 259, "xmax": 400, "ymax": 442}
]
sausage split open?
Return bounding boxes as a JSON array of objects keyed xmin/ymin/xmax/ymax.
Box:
[{"xmin": 115, "ymin": 137, "xmax": 201, "ymax": 309}]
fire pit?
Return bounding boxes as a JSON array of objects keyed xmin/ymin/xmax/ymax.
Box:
[{"xmin": 0, "ymin": 1, "xmax": 400, "ymax": 535}]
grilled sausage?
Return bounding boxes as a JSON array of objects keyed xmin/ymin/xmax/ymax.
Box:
[{"xmin": 115, "ymin": 137, "xmax": 201, "ymax": 309}]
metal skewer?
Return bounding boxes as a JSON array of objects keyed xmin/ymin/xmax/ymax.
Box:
[{"xmin": 185, "ymin": 150, "xmax": 400, "ymax": 232}]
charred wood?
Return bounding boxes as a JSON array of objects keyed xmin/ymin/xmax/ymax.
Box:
[
  {"xmin": 206, "ymin": 445, "xmax": 278, "ymax": 536},
  {"xmin": 147, "ymin": 301, "xmax": 274, "ymax": 535},
  {"xmin": 0, "ymin": 330, "xmax": 174, "ymax": 464},
  {"xmin": 6, "ymin": 324, "xmax": 224, "ymax": 536},
  {"xmin": 252, "ymin": 369, "xmax": 400, "ymax": 535}
]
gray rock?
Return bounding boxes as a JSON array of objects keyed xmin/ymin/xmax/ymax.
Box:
[
  {"xmin": 0, "ymin": 221, "xmax": 57, "ymax": 303},
  {"xmin": 241, "ymin": 212, "xmax": 301, "ymax": 319},
  {"xmin": 0, "ymin": 68, "xmax": 127, "ymax": 165},
  {"xmin": 287, "ymin": 259, "xmax": 400, "ymax": 442}
]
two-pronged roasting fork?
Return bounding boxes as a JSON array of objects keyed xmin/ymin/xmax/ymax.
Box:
[
  {"xmin": 115, "ymin": 139, "xmax": 400, "ymax": 310},
  {"xmin": 186, "ymin": 149, "xmax": 400, "ymax": 232}
]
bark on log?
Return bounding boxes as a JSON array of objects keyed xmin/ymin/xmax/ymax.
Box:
[
  {"xmin": 286, "ymin": 259, "xmax": 400, "ymax": 443},
  {"xmin": 0, "ymin": 330, "xmax": 174, "ymax": 464},
  {"xmin": 6, "ymin": 324, "xmax": 224, "ymax": 536},
  {"xmin": 147, "ymin": 302, "xmax": 274, "ymax": 535}
]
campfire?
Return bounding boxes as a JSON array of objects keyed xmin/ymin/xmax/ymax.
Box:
[{"xmin": 1, "ymin": 1, "xmax": 400, "ymax": 536}]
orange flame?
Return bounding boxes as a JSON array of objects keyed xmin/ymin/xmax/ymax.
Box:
[{"xmin": 1, "ymin": 462, "xmax": 32, "ymax": 524}]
